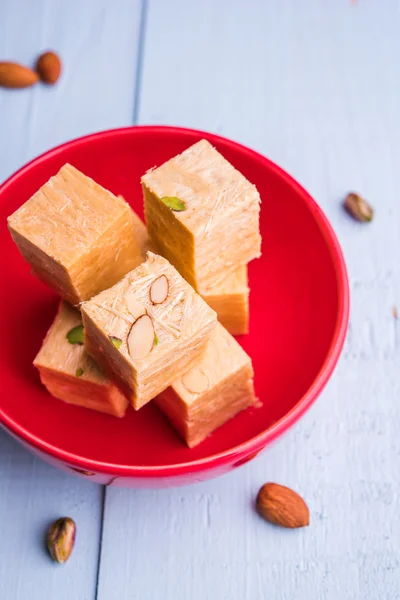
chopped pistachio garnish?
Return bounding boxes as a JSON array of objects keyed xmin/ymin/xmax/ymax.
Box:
[
  {"xmin": 160, "ymin": 196, "xmax": 186, "ymax": 211},
  {"xmin": 154, "ymin": 333, "xmax": 159, "ymax": 346},
  {"xmin": 75, "ymin": 368, "xmax": 84, "ymax": 377},
  {"xmin": 66, "ymin": 324, "xmax": 84, "ymax": 345},
  {"xmin": 109, "ymin": 336, "xmax": 122, "ymax": 349}
]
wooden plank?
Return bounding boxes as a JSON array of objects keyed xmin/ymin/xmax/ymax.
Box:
[
  {"xmin": 0, "ymin": 0, "xmax": 142, "ymax": 183},
  {"xmin": 0, "ymin": 1, "xmax": 143, "ymax": 598},
  {"xmin": 97, "ymin": 1, "xmax": 400, "ymax": 599},
  {"xmin": 0, "ymin": 433, "xmax": 103, "ymax": 600}
]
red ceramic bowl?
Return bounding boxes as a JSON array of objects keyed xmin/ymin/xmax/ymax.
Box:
[{"xmin": 0, "ymin": 126, "xmax": 349, "ymax": 487}]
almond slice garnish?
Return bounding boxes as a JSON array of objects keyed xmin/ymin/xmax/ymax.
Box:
[
  {"xmin": 181, "ymin": 368, "xmax": 210, "ymax": 394},
  {"xmin": 126, "ymin": 295, "xmax": 146, "ymax": 320},
  {"xmin": 127, "ymin": 314, "xmax": 155, "ymax": 360},
  {"xmin": 149, "ymin": 275, "xmax": 169, "ymax": 304}
]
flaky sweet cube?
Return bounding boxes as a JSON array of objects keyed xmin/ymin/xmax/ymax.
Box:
[
  {"xmin": 202, "ymin": 266, "xmax": 249, "ymax": 335},
  {"xmin": 128, "ymin": 203, "xmax": 156, "ymax": 264},
  {"xmin": 128, "ymin": 204, "xmax": 249, "ymax": 335},
  {"xmin": 142, "ymin": 139, "xmax": 261, "ymax": 291},
  {"xmin": 8, "ymin": 164, "xmax": 141, "ymax": 305},
  {"xmin": 34, "ymin": 302, "xmax": 128, "ymax": 418},
  {"xmin": 81, "ymin": 252, "xmax": 217, "ymax": 410},
  {"xmin": 156, "ymin": 322, "xmax": 256, "ymax": 447}
]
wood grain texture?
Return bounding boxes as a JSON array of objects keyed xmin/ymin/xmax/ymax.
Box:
[
  {"xmin": 0, "ymin": 434, "xmax": 103, "ymax": 600},
  {"xmin": 97, "ymin": 1, "xmax": 400, "ymax": 599},
  {"xmin": 2, "ymin": 0, "xmax": 400, "ymax": 598},
  {"xmin": 0, "ymin": 0, "xmax": 143, "ymax": 183},
  {"xmin": 0, "ymin": 1, "xmax": 143, "ymax": 598}
]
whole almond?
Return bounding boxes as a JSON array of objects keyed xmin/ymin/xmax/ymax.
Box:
[
  {"xmin": 36, "ymin": 51, "xmax": 62, "ymax": 84},
  {"xmin": 256, "ymin": 483, "xmax": 309, "ymax": 528},
  {"xmin": 0, "ymin": 62, "xmax": 39, "ymax": 88}
]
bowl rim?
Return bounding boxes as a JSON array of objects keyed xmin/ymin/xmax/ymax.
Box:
[{"xmin": 0, "ymin": 125, "xmax": 350, "ymax": 477}]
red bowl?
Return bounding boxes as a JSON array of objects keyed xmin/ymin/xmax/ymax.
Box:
[{"xmin": 0, "ymin": 126, "xmax": 349, "ymax": 487}]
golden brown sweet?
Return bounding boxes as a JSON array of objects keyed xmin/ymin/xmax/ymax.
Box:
[
  {"xmin": 157, "ymin": 322, "xmax": 256, "ymax": 447},
  {"xmin": 34, "ymin": 302, "xmax": 128, "ymax": 417},
  {"xmin": 142, "ymin": 139, "xmax": 261, "ymax": 291},
  {"xmin": 81, "ymin": 252, "xmax": 217, "ymax": 410},
  {"xmin": 201, "ymin": 266, "xmax": 249, "ymax": 335},
  {"xmin": 8, "ymin": 164, "xmax": 141, "ymax": 304},
  {"xmin": 128, "ymin": 206, "xmax": 249, "ymax": 335},
  {"xmin": 129, "ymin": 206, "xmax": 156, "ymax": 264}
]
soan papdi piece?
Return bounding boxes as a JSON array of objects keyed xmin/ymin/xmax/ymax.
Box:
[
  {"xmin": 8, "ymin": 164, "xmax": 141, "ymax": 305},
  {"xmin": 34, "ymin": 302, "xmax": 128, "ymax": 418},
  {"xmin": 128, "ymin": 206, "xmax": 249, "ymax": 335},
  {"xmin": 129, "ymin": 206, "xmax": 156, "ymax": 263},
  {"xmin": 156, "ymin": 322, "xmax": 256, "ymax": 447},
  {"xmin": 142, "ymin": 139, "xmax": 261, "ymax": 291},
  {"xmin": 81, "ymin": 252, "xmax": 217, "ymax": 410},
  {"xmin": 201, "ymin": 266, "xmax": 249, "ymax": 335}
]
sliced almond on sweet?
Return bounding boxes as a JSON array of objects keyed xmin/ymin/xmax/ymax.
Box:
[
  {"xmin": 126, "ymin": 295, "xmax": 146, "ymax": 319},
  {"xmin": 149, "ymin": 275, "xmax": 169, "ymax": 305},
  {"xmin": 127, "ymin": 314, "xmax": 155, "ymax": 360},
  {"xmin": 181, "ymin": 368, "xmax": 209, "ymax": 394}
]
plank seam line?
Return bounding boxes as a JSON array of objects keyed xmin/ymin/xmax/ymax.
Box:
[
  {"xmin": 133, "ymin": 0, "xmax": 149, "ymax": 124},
  {"xmin": 96, "ymin": 4, "xmax": 149, "ymax": 596},
  {"xmin": 94, "ymin": 485, "xmax": 106, "ymax": 600}
]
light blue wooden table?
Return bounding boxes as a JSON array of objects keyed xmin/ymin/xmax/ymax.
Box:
[{"xmin": 1, "ymin": 1, "xmax": 400, "ymax": 598}]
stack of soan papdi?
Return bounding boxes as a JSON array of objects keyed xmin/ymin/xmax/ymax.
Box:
[
  {"xmin": 7, "ymin": 141, "xmax": 261, "ymax": 448},
  {"xmin": 142, "ymin": 139, "xmax": 262, "ymax": 336}
]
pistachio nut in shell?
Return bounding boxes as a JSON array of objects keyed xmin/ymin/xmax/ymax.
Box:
[
  {"xmin": 343, "ymin": 192, "xmax": 374, "ymax": 223},
  {"xmin": 47, "ymin": 517, "xmax": 76, "ymax": 564}
]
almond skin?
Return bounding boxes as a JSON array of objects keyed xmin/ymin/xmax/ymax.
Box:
[
  {"xmin": 0, "ymin": 62, "xmax": 39, "ymax": 88},
  {"xmin": 36, "ymin": 51, "xmax": 62, "ymax": 84},
  {"xmin": 256, "ymin": 483, "xmax": 309, "ymax": 529}
]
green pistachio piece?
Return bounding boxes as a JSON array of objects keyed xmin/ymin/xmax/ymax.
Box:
[
  {"xmin": 109, "ymin": 336, "xmax": 122, "ymax": 349},
  {"xmin": 75, "ymin": 368, "xmax": 84, "ymax": 378},
  {"xmin": 160, "ymin": 196, "xmax": 186, "ymax": 211},
  {"xmin": 66, "ymin": 324, "xmax": 84, "ymax": 345},
  {"xmin": 154, "ymin": 333, "xmax": 159, "ymax": 346}
]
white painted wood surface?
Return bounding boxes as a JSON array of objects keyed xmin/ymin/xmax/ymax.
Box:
[
  {"xmin": 0, "ymin": 434, "xmax": 103, "ymax": 600},
  {"xmin": 0, "ymin": 1, "xmax": 142, "ymax": 598},
  {"xmin": 1, "ymin": 1, "xmax": 400, "ymax": 598}
]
